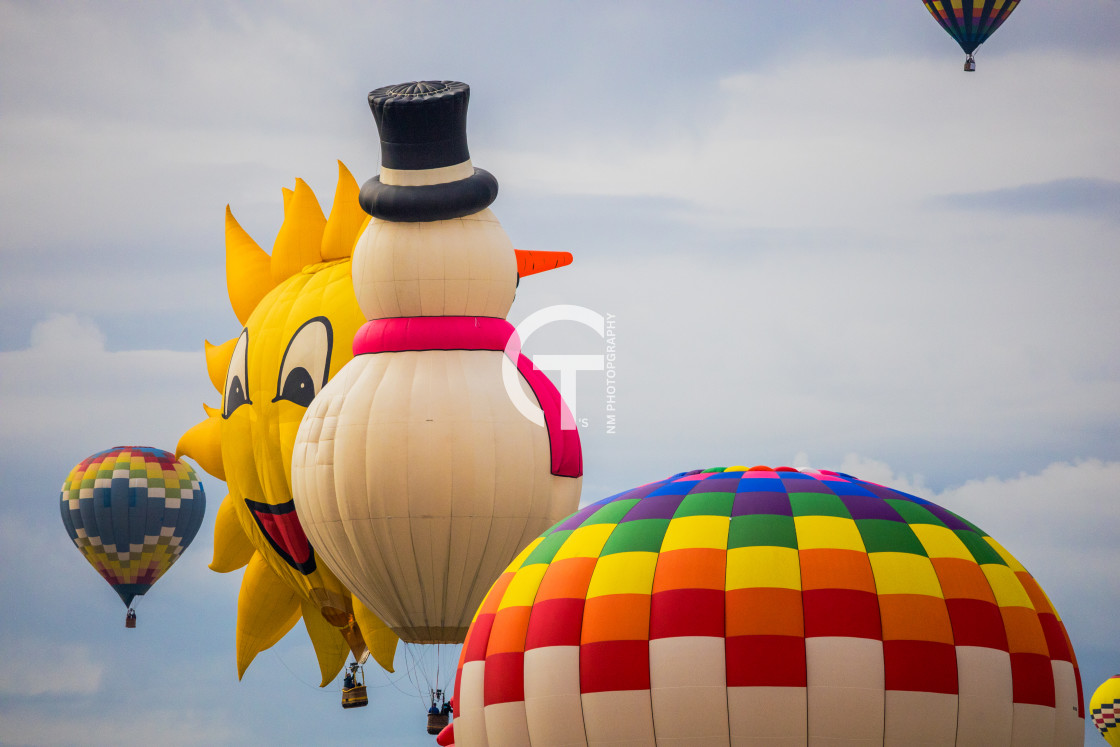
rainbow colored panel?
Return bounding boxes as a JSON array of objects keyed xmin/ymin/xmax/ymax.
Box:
[
  {"xmin": 453, "ymin": 466, "xmax": 1084, "ymax": 746},
  {"xmin": 60, "ymin": 446, "xmax": 206, "ymax": 607}
]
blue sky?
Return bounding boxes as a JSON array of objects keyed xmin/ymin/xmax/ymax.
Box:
[{"xmin": 2, "ymin": 2, "xmax": 1119, "ymax": 744}]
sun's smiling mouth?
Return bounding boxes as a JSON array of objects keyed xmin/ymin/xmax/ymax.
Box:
[{"xmin": 244, "ymin": 498, "xmax": 316, "ymax": 574}]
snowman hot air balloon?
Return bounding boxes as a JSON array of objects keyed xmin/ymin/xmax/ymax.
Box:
[{"xmin": 292, "ymin": 81, "xmax": 582, "ymax": 645}]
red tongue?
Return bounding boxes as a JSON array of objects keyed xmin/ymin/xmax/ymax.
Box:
[{"xmin": 251, "ymin": 504, "xmax": 312, "ymax": 566}]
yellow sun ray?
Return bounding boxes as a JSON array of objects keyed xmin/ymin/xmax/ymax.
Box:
[
  {"xmin": 300, "ymin": 600, "xmax": 351, "ymax": 687},
  {"xmin": 271, "ymin": 179, "xmax": 326, "ymax": 284},
  {"xmin": 176, "ymin": 406, "xmax": 225, "ymax": 481},
  {"xmin": 321, "ymin": 162, "xmax": 369, "ymax": 261},
  {"xmin": 225, "ymin": 207, "xmax": 276, "ymax": 326},
  {"xmin": 237, "ymin": 553, "xmax": 302, "ymax": 680},
  {"xmin": 353, "ymin": 595, "xmax": 398, "ymax": 673},
  {"xmin": 208, "ymin": 490, "xmax": 254, "ymax": 573}
]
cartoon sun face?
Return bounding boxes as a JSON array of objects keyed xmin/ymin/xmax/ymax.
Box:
[{"xmin": 178, "ymin": 163, "xmax": 396, "ymax": 686}]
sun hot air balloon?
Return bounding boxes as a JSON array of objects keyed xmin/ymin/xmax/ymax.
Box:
[
  {"xmin": 1092, "ymin": 676, "xmax": 1120, "ymax": 747},
  {"xmin": 291, "ymin": 81, "xmax": 581, "ymax": 651},
  {"xmin": 176, "ymin": 163, "xmax": 398, "ymax": 688},
  {"xmin": 448, "ymin": 466, "xmax": 1084, "ymax": 746},
  {"xmin": 922, "ymin": 0, "xmax": 1021, "ymax": 71},
  {"xmin": 60, "ymin": 446, "xmax": 206, "ymax": 627}
]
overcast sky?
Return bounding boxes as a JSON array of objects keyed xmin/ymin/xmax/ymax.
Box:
[{"xmin": 2, "ymin": 2, "xmax": 1119, "ymax": 745}]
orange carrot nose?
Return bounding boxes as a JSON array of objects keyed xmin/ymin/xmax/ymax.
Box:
[{"xmin": 515, "ymin": 249, "xmax": 573, "ymax": 278}]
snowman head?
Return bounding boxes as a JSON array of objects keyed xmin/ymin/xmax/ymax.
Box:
[{"xmin": 350, "ymin": 81, "xmax": 515, "ymax": 319}]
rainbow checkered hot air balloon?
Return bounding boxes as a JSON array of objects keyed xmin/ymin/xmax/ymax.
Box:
[
  {"xmin": 922, "ymin": 0, "xmax": 1020, "ymax": 70},
  {"xmin": 448, "ymin": 466, "xmax": 1083, "ymax": 746},
  {"xmin": 60, "ymin": 446, "xmax": 205, "ymax": 626}
]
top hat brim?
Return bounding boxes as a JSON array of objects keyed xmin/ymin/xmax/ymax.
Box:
[{"xmin": 359, "ymin": 168, "xmax": 498, "ymax": 222}]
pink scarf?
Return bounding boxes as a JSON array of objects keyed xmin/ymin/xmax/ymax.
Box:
[{"xmin": 353, "ymin": 316, "xmax": 583, "ymax": 478}]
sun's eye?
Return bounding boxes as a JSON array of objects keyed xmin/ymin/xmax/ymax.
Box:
[
  {"xmin": 223, "ymin": 329, "xmax": 251, "ymax": 418},
  {"xmin": 273, "ymin": 317, "xmax": 333, "ymax": 408}
]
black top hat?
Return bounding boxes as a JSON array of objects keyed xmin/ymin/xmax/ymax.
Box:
[{"xmin": 359, "ymin": 81, "xmax": 499, "ymax": 222}]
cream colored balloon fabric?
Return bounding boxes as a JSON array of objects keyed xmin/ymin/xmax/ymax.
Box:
[
  {"xmin": 294, "ymin": 348, "xmax": 579, "ymax": 642},
  {"xmin": 351, "ymin": 209, "xmax": 516, "ymax": 320}
]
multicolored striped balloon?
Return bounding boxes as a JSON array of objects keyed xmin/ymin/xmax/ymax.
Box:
[
  {"xmin": 922, "ymin": 0, "xmax": 1020, "ymax": 56},
  {"xmin": 451, "ymin": 466, "xmax": 1083, "ymax": 746},
  {"xmin": 60, "ymin": 446, "xmax": 206, "ymax": 610}
]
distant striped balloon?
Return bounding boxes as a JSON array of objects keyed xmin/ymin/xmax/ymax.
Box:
[
  {"xmin": 450, "ymin": 466, "xmax": 1084, "ymax": 746},
  {"xmin": 922, "ymin": 0, "xmax": 1020, "ymax": 60},
  {"xmin": 60, "ymin": 446, "xmax": 206, "ymax": 611}
]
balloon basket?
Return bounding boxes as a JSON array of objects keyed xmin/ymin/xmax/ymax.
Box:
[
  {"xmin": 427, "ymin": 712, "xmax": 450, "ymax": 735},
  {"xmin": 125, "ymin": 609, "xmax": 137, "ymax": 628},
  {"xmin": 341, "ymin": 685, "xmax": 368, "ymax": 709}
]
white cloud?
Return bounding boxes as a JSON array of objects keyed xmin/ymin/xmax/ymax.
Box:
[
  {"xmin": 796, "ymin": 454, "xmax": 1120, "ymax": 647},
  {"xmin": 492, "ymin": 52, "xmax": 1120, "ymax": 237},
  {"xmin": 0, "ymin": 314, "xmax": 211, "ymax": 458},
  {"xmin": 0, "ymin": 640, "xmax": 102, "ymax": 696},
  {"xmin": 833, "ymin": 453, "xmax": 931, "ymax": 497},
  {"xmin": 533, "ymin": 238, "xmax": 1120, "ymax": 491},
  {"xmin": 935, "ymin": 459, "xmax": 1120, "ymax": 621},
  {"xmin": 0, "ymin": 706, "xmax": 251, "ymax": 747},
  {"xmin": 28, "ymin": 313, "xmax": 106, "ymax": 354}
]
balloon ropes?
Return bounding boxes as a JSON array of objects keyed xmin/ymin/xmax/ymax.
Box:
[
  {"xmin": 922, "ymin": 0, "xmax": 1020, "ymax": 71},
  {"xmin": 400, "ymin": 642, "xmax": 458, "ymax": 729},
  {"xmin": 60, "ymin": 446, "xmax": 205, "ymax": 626}
]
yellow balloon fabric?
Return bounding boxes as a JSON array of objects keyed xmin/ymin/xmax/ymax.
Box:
[{"xmin": 208, "ymin": 492, "xmax": 253, "ymax": 573}]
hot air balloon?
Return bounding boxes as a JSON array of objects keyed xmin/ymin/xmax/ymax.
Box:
[
  {"xmin": 922, "ymin": 0, "xmax": 1020, "ymax": 71},
  {"xmin": 449, "ymin": 466, "xmax": 1084, "ymax": 746},
  {"xmin": 1092, "ymin": 676, "xmax": 1120, "ymax": 747},
  {"xmin": 291, "ymin": 81, "xmax": 579, "ymax": 732},
  {"xmin": 60, "ymin": 446, "xmax": 206, "ymax": 626},
  {"xmin": 177, "ymin": 163, "xmax": 398, "ymax": 689},
  {"xmin": 291, "ymin": 81, "xmax": 581, "ymax": 649}
]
